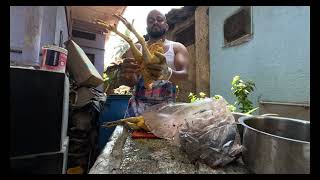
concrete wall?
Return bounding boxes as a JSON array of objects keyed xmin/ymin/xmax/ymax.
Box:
[
  {"xmin": 10, "ymin": 6, "xmax": 26, "ymax": 50},
  {"xmin": 10, "ymin": 6, "xmax": 26, "ymax": 62},
  {"xmin": 209, "ymin": 6, "xmax": 310, "ymax": 118},
  {"xmin": 72, "ymin": 33, "xmax": 106, "ymax": 50},
  {"xmin": 10, "ymin": 6, "xmax": 69, "ymax": 63},
  {"xmin": 40, "ymin": 7, "xmax": 59, "ymax": 47}
]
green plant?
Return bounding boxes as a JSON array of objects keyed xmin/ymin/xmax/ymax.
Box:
[
  {"xmin": 103, "ymin": 23, "xmax": 135, "ymax": 95},
  {"xmin": 188, "ymin": 92, "xmax": 208, "ymax": 103},
  {"xmin": 103, "ymin": 68, "xmax": 132, "ymax": 95},
  {"xmin": 188, "ymin": 92, "xmax": 207, "ymax": 103},
  {"xmin": 103, "ymin": 59, "xmax": 123, "ymax": 94},
  {"xmin": 231, "ymin": 75, "xmax": 258, "ymax": 114},
  {"xmin": 188, "ymin": 93, "xmax": 236, "ymax": 112},
  {"xmin": 188, "ymin": 75, "xmax": 258, "ymax": 114},
  {"xmin": 103, "ymin": 69, "xmax": 118, "ymax": 94},
  {"xmin": 104, "ymin": 28, "xmax": 132, "ymax": 94}
]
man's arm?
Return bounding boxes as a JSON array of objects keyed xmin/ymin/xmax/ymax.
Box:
[
  {"xmin": 145, "ymin": 42, "xmax": 189, "ymax": 85},
  {"xmin": 169, "ymin": 42, "xmax": 189, "ymax": 85}
]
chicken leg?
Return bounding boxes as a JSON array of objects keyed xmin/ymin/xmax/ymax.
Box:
[{"xmin": 95, "ymin": 14, "xmax": 165, "ymax": 89}]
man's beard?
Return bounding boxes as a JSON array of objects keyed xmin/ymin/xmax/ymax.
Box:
[{"xmin": 147, "ymin": 27, "xmax": 166, "ymax": 38}]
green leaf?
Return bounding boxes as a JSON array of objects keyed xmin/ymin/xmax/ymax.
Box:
[
  {"xmin": 238, "ymin": 83, "xmax": 245, "ymax": 87},
  {"xmin": 199, "ymin": 92, "xmax": 206, "ymax": 98},
  {"xmin": 232, "ymin": 75, "xmax": 240, "ymax": 85},
  {"xmin": 214, "ymin": 95, "xmax": 223, "ymax": 100},
  {"xmin": 245, "ymin": 107, "xmax": 259, "ymax": 115},
  {"xmin": 227, "ymin": 105, "xmax": 237, "ymax": 112}
]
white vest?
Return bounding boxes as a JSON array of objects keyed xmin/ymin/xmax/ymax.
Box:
[{"xmin": 163, "ymin": 39, "xmax": 176, "ymax": 70}]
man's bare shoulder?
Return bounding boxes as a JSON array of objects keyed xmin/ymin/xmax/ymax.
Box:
[{"xmin": 171, "ymin": 41, "xmax": 188, "ymax": 52}]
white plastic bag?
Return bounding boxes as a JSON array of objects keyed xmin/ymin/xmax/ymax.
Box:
[{"xmin": 143, "ymin": 98, "xmax": 243, "ymax": 167}]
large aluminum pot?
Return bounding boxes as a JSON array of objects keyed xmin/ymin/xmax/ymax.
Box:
[{"xmin": 239, "ymin": 115, "xmax": 310, "ymax": 174}]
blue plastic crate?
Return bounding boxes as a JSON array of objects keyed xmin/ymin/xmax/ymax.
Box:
[{"xmin": 98, "ymin": 95, "xmax": 131, "ymax": 150}]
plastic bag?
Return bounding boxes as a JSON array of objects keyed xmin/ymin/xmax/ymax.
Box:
[{"xmin": 142, "ymin": 98, "xmax": 243, "ymax": 167}]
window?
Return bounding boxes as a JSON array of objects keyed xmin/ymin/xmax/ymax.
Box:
[
  {"xmin": 86, "ymin": 53, "xmax": 95, "ymax": 65},
  {"xmin": 175, "ymin": 23, "xmax": 195, "ymax": 47},
  {"xmin": 72, "ymin": 30, "xmax": 96, "ymax": 41},
  {"xmin": 223, "ymin": 6, "xmax": 252, "ymax": 47}
]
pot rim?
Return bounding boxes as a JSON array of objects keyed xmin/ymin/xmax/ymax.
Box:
[{"xmin": 239, "ymin": 116, "xmax": 310, "ymax": 144}]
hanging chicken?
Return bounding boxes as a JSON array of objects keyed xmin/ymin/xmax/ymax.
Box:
[{"xmin": 95, "ymin": 14, "xmax": 165, "ymax": 89}]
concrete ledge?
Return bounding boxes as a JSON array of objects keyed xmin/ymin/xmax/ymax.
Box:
[
  {"xmin": 89, "ymin": 125, "xmax": 128, "ymax": 174},
  {"xmin": 89, "ymin": 113, "xmax": 251, "ymax": 174}
]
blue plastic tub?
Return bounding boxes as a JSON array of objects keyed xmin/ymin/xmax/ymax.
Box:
[{"xmin": 98, "ymin": 95, "xmax": 131, "ymax": 151}]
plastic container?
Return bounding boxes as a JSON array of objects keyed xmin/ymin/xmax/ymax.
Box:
[
  {"xmin": 98, "ymin": 95, "xmax": 131, "ymax": 150},
  {"xmin": 41, "ymin": 45, "xmax": 68, "ymax": 73}
]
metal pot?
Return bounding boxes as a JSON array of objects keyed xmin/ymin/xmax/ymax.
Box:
[{"xmin": 239, "ymin": 115, "xmax": 310, "ymax": 174}]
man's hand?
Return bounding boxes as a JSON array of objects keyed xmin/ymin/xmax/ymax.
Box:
[
  {"xmin": 118, "ymin": 58, "xmax": 141, "ymax": 86},
  {"xmin": 145, "ymin": 52, "xmax": 172, "ymax": 81},
  {"xmin": 120, "ymin": 58, "xmax": 140, "ymax": 76}
]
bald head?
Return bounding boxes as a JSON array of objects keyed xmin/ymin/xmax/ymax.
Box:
[
  {"xmin": 147, "ymin": 9, "xmax": 166, "ymax": 21},
  {"xmin": 146, "ymin": 9, "xmax": 169, "ymax": 39}
]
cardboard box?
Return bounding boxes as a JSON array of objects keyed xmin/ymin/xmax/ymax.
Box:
[{"xmin": 65, "ymin": 40, "xmax": 103, "ymax": 87}]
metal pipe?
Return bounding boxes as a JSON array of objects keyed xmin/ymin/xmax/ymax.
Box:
[{"xmin": 259, "ymin": 101, "xmax": 309, "ymax": 108}]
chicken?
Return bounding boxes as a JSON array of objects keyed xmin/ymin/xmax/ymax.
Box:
[
  {"xmin": 95, "ymin": 14, "xmax": 165, "ymax": 89},
  {"xmin": 101, "ymin": 116, "xmax": 149, "ymax": 132}
]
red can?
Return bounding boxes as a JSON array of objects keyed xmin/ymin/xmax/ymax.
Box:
[{"xmin": 41, "ymin": 45, "xmax": 68, "ymax": 73}]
